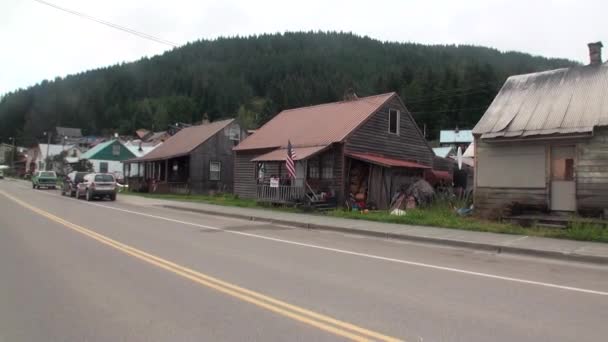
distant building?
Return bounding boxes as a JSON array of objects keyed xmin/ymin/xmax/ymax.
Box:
[
  {"xmin": 473, "ymin": 42, "xmax": 608, "ymax": 218},
  {"xmin": 439, "ymin": 129, "xmax": 473, "ymax": 151},
  {"xmin": 79, "ymin": 140, "xmax": 135, "ymax": 175},
  {"xmin": 55, "ymin": 126, "xmax": 84, "ymax": 146}
]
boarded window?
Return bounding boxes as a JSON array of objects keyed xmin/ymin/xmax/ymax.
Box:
[
  {"xmin": 209, "ymin": 161, "xmax": 221, "ymax": 181},
  {"xmin": 388, "ymin": 109, "xmax": 400, "ymax": 135},
  {"xmin": 477, "ymin": 144, "xmax": 545, "ymax": 188},
  {"xmin": 100, "ymin": 162, "xmax": 109, "ymax": 173},
  {"xmin": 112, "ymin": 145, "xmax": 120, "ymax": 156}
]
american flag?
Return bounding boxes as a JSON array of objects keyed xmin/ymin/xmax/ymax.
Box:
[{"xmin": 286, "ymin": 140, "xmax": 297, "ymax": 179}]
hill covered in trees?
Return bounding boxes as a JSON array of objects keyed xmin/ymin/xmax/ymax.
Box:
[{"xmin": 0, "ymin": 31, "xmax": 575, "ymax": 146}]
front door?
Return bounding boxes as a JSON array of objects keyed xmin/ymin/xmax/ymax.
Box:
[{"xmin": 550, "ymin": 146, "xmax": 576, "ymax": 211}]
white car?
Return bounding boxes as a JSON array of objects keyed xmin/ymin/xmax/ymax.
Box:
[{"xmin": 76, "ymin": 173, "xmax": 117, "ymax": 201}]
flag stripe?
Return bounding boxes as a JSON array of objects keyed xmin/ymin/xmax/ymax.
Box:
[{"xmin": 286, "ymin": 140, "xmax": 297, "ymax": 179}]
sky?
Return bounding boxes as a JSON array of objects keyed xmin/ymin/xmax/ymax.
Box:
[{"xmin": 0, "ymin": 0, "xmax": 605, "ymax": 95}]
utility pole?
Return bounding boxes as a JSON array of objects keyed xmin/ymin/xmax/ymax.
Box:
[
  {"xmin": 44, "ymin": 131, "xmax": 52, "ymax": 171},
  {"xmin": 9, "ymin": 137, "xmax": 15, "ymax": 174}
]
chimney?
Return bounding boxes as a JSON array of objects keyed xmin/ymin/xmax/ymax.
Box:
[{"xmin": 588, "ymin": 41, "xmax": 603, "ymax": 65}]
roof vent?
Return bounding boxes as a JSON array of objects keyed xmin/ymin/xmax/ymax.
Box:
[{"xmin": 588, "ymin": 41, "xmax": 603, "ymax": 65}]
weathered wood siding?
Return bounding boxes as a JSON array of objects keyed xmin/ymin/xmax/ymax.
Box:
[
  {"xmin": 475, "ymin": 187, "xmax": 547, "ymax": 218},
  {"xmin": 577, "ymin": 128, "xmax": 608, "ymax": 215},
  {"xmin": 345, "ymin": 96, "xmax": 434, "ymax": 167},
  {"xmin": 234, "ymin": 151, "xmax": 258, "ymax": 199},
  {"xmin": 189, "ymin": 122, "xmax": 244, "ymax": 194}
]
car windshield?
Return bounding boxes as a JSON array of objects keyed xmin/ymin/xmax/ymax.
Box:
[
  {"xmin": 40, "ymin": 172, "xmax": 56, "ymax": 177},
  {"xmin": 95, "ymin": 174, "xmax": 114, "ymax": 182}
]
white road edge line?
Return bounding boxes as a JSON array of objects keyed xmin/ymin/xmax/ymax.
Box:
[{"xmin": 14, "ymin": 184, "xmax": 608, "ymax": 297}]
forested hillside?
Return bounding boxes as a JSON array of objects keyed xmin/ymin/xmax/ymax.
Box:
[{"xmin": 0, "ymin": 31, "xmax": 575, "ymax": 145}]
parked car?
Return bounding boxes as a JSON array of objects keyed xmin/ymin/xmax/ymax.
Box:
[
  {"xmin": 76, "ymin": 173, "xmax": 117, "ymax": 201},
  {"xmin": 61, "ymin": 171, "xmax": 89, "ymax": 197},
  {"xmin": 32, "ymin": 171, "xmax": 58, "ymax": 189}
]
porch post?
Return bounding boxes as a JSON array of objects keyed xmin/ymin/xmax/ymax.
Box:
[{"xmin": 164, "ymin": 160, "xmax": 169, "ymax": 182}]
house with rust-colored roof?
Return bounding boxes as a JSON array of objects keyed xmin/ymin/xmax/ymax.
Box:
[
  {"xmin": 124, "ymin": 119, "xmax": 246, "ymax": 194},
  {"xmin": 233, "ymin": 92, "xmax": 434, "ymax": 209},
  {"xmin": 473, "ymin": 42, "xmax": 608, "ymax": 218}
]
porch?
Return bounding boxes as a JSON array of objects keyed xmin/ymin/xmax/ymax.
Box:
[{"xmin": 124, "ymin": 155, "xmax": 190, "ymax": 193}]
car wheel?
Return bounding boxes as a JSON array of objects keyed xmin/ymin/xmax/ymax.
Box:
[
  {"xmin": 70, "ymin": 190, "xmax": 76, "ymax": 198},
  {"xmin": 110, "ymin": 193, "xmax": 117, "ymax": 201},
  {"xmin": 32, "ymin": 183, "xmax": 35, "ymax": 189},
  {"xmin": 86, "ymin": 189, "xmax": 92, "ymax": 201}
]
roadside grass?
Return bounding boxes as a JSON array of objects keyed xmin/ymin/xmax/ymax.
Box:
[
  {"xmin": 122, "ymin": 191, "xmax": 259, "ymax": 208},
  {"xmin": 123, "ymin": 192, "xmax": 608, "ymax": 243}
]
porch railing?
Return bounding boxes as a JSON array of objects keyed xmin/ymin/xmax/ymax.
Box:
[{"xmin": 256, "ymin": 184, "xmax": 306, "ymax": 203}]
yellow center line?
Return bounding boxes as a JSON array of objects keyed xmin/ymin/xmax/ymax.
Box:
[{"xmin": 0, "ymin": 190, "xmax": 403, "ymax": 342}]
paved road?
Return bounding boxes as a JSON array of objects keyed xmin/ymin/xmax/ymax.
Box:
[{"xmin": 1, "ymin": 179, "xmax": 607, "ymax": 342}]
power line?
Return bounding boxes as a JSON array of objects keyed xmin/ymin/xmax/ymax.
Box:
[
  {"xmin": 32, "ymin": 0, "xmax": 178, "ymax": 47},
  {"xmin": 410, "ymin": 106, "xmax": 489, "ymax": 114}
]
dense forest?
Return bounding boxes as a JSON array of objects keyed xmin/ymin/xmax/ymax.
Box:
[{"xmin": 0, "ymin": 31, "xmax": 576, "ymax": 146}]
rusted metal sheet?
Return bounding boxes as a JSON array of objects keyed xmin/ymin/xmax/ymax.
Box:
[
  {"xmin": 473, "ymin": 64, "xmax": 608, "ymax": 139},
  {"xmin": 234, "ymin": 93, "xmax": 395, "ymax": 150}
]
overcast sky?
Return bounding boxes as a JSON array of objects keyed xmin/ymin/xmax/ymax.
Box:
[{"xmin": 0, "ymin": 0, "xmax": 605, "ymax": 95}]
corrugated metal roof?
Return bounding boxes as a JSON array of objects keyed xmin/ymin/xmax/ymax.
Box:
[
  {"xmin": 131, "ymin": 119, "xmax": 234, "ymax": 162},
  {"xmin": 439, "ymin": 130, "xmax": 473, "ymax": 144},
  {"xmin": 432, "ymin": 146, "xmax": 454, "ymax": 158},
  {"xmin": 473, "ymin": 63, "xmax": 608, "ymax": 139},
  {"xmin": 234, "ymin": 93, "xmax": 396, "ymax": 151},
  {"xmin": 252, "ymin": 145, "xmax": 329, "ymax": 162},
  {"xmin": 38, "ymin": 144, "xmax": 75, "ymax": 158},
  {"xmin": 347, "ymin": 152, "xmax": 430, "ymax": 169},
  {"xmin": 462, "ymin": 142, "xmax": 475, "ymax": 158}
]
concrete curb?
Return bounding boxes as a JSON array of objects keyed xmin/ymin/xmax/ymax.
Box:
[{"xmin": 161, "ymin": 204, "xmax": 608, "ymax": 265}]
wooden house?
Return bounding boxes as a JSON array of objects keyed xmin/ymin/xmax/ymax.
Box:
[
  {"xmin": 233, "ymin": 92, "xmax": 435, "ymax": 209},
  {"xmin": 124, "ymin": 119, "xmax": 245, "ymax": 194},
  {"xmin": 472, "ymin": 42, "xmax": 608, "ymax": 218}
]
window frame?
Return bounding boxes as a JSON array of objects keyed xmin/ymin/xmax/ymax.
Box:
[
  {"xmin": 99, "ymin": 162, "xmax": 109, "ymax": 173},
  {"xmin": 209, "ymin": 161, "xmax": 221, "ymax": 181},
  {"xmin": 112, "ymin": 144, "xmax": 120, "ymax": 156},
  {"xmin": 388, "ymin": 108, "xmax": 400, "ymax": 135}
]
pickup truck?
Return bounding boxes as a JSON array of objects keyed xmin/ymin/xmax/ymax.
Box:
[{"xmin": 32, "ymin": 171, "xmax": 58, "ymax": 189}]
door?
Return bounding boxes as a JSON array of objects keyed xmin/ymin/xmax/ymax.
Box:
[
  {"xmin": 550, "ymin": 146, "xmax": 576, "ymax": 211},
  {"xmin": 294, "ymin": 161, "xmax": 305, "ymax": 187}
]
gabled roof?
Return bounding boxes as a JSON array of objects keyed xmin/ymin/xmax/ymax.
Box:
[
  {"xmin": 234, "ymin": 93, "xmax": 396, "ymax": 151},
  {"xmin": 80, "ymin": 140, "xmax": 116, "ymax": 159},
  {"xmin": 38, "ymin": 144, "xmax": 75, "ymax": 158},
  {"xmin": 473, "ymin": 63, "xmax": 608, "ymax": 139},
  {"xmin": 56, "ymin": 126, "xmax": 83, "ymax": 138},
  {"xmin": 132, "ymin": 119, "xmax": 235, "ymax": 162},
  {"xmin": 432, "ymin": 146, "xmax": 455, "ymax": 158},
  {"xmin": 439, "ymin": 130, "xmax": 473, "ymax": 144}
]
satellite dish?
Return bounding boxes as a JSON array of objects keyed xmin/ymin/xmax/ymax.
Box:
[{"xmin": 457, "ymin": 146, "xmax": 463, "ymax": 170}]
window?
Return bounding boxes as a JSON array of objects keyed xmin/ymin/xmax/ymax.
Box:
[
  {"xmin": 308, "ymin": 158, "xmax": 320, "ymax": 179},
  {"xmin": 209, "ymin": 161, "xmax": 221, "ymax": 181},
  {"xmin": 112, "ymin": 145, "xmax": 120, "ymax": 156},
  {"xmin": 388, "ymin": 109, "xmax": 400, "ymax": 135},
  {"xmin": 95, "ymin": 174, "xmax": 114, "ymax": 182},
  {"xmin": 322, "ymin": 154, "xmax": 334, "ymax": 179},
  {"xmin": 100, "ymin": 162, "xmax": 108, "ymax": 173},
  {"xmin": 552, "ymin": 158, "xmax": 574, "ymax": 181},
  {"xmin": 256, "ymin": 162, "xmax": 266, "ymax": 180}
]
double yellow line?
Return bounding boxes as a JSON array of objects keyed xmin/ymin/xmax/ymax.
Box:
[{"xmin": 0, "ymin": 190, "xmax": 402, "ymax": 342}]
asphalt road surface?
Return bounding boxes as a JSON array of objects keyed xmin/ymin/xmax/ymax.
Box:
[{"xmin": 1, "ymin": 179, "xmax": 607, "ymax": 342}]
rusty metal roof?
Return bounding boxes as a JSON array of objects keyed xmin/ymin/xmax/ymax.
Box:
[
  {"xmin": 130, "ymin": 119, "xmax": 234, "ymax": 162},
  {"xmin": 234, "ymin": 93, "xmax": 396, "ymax": 151},
  {"xmin": 252, "ymin": 145, "xmax": 329, "ymax": 162},
  {"xmin": 473, "ymin": 63, "xmax": 608, "ymax": 139},
  {"xmin": 347, "ymin": 152, "xmax": 430, "ymax": 169}
]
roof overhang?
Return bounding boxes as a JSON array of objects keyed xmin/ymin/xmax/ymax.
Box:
[
  {"xmin": 347, "ymin": 152, "xmax": 430, "ymax": 169},
  {"xmin": 252, "ymin": 145, "xmax": 329, "ymax": 162},
  {"xmin": 480, "ymin": 127, "xmax": 594, "ymax": 141}
]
